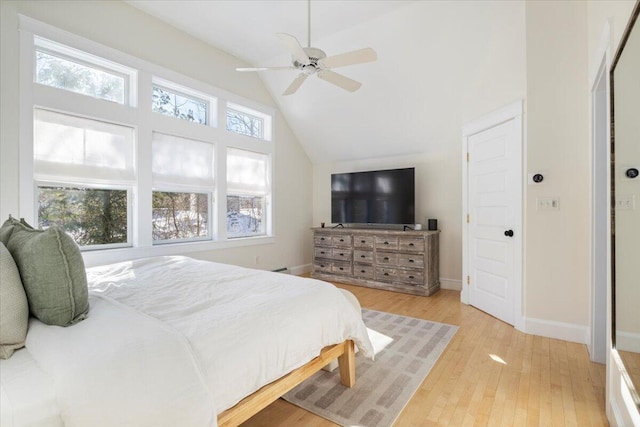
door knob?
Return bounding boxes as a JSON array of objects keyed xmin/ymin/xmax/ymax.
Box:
[{"xmin": 504, "ymin": 229, "xmax": 514, "ymax": 237}]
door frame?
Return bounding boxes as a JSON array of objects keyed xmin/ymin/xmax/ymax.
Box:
[
  {"xmin": 590, "ymin": 47, "xmax": 610, "ymax": 365},
  {"xmin": 462, "ymin": 100, "xmax": 524, "ymax": 331}
]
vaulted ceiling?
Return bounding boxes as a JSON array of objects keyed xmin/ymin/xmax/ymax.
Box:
[{"xmin": 126, "ymin": 0, "xmax": 526, "ymax": 164}]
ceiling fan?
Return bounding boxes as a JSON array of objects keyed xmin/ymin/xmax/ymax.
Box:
[{"xmin": 236, "ymin": 0, "xmax": 377, "ymax": 96}]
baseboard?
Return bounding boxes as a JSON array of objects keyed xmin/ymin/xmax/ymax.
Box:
[
  {"xmin": 616, "ymin": 331, "xmax": 640, "ymax": 353},
  {"xmin": 523, "ymin": 316, "xmax": 589, "ymax": 344},
  {"xmin": 440, "ymin": 278, "xmax": 462, "ymax": 291},
  {"xmin": 290, "ymin": 263, "xmax": 312, "ymax": 276}
]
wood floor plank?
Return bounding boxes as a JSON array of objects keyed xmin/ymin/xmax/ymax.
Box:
[{"xmin": 241, "ymin": 284, "xmax": 608, "ymax": 427}]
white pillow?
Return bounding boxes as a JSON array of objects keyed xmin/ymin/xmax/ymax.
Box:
[{"xmin": 0, "ymin": 242, "xmax": 29, "ymax": 359}]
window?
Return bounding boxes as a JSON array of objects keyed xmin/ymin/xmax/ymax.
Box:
[
  {"xmin": 24, "ymin": 30, "xmax": 274, "ymax": 257},
  {"xmin": 152, "ymin": 192, "xmax": 209, "ymax": 241},
  {"xmin": 38, "ymin": 186, "xmax": 128, "ymax": 246},
  {"xmin": 152, "ymin": 85, "xmax": 209, "ymax": 125},
  {"xmin": 227, "ymin": 108, "xmax": 263, "ymax": 139},
  {"xmin": 226, "ymin": 102, "xmax": 271, "ymax": 140},
  {"xmin": 226, "ymin": 148, "xmax": 270, "ymax": 238},
  {"xmin": 151, "ymin": 133, "xmax": 214, "ymax": 243},
  {"xmin": 34, "ymin": 37, "xmax": 133, "ymax": 104},
  {"xmin": 33, "ymin": 109, "xmax": 135, "ymax": 248}
]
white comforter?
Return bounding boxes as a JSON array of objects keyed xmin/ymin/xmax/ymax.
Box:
[{"xmin": 6, "ymin": 256, "xmax": 373, "ymax": 427}]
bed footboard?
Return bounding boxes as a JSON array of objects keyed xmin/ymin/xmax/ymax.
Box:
[{"xmin": 217, "ymin": 339, "xmax": 356, "ymax": 427}]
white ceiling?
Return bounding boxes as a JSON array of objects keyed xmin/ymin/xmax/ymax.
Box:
[{"xmin": 126, "ymin": 0, "xmax": 525, "ymax": 164}]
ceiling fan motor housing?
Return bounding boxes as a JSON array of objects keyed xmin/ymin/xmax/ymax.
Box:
[{"xmin": 294, "ymin": 47, "xmax": 327, "ymax": 71}]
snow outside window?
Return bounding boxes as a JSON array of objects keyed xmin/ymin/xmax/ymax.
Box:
[
  {"xmin": 226, "ymin": 148, "xmax": 270, "ymax": 238},
  {"xmin": 151, "ymin": 133, "xmax": 214, "ymax": 242}
]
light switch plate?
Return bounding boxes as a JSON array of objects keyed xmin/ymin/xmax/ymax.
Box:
[{"xmin": 537, "ymin": 197, "xmax": 559, "ymax": 211}]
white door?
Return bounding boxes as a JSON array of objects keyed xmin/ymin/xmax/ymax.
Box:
[{"xmin": 464, "ymin": 105, "xmax": 522, "ymax": 326}]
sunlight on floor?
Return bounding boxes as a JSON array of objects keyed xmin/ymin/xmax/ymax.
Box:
[{"xmin": 489, "ymin": 354, "xmax": 507, "ymax": 365}]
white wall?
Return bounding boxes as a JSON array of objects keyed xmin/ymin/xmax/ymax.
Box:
[
  {"xmin": 0, "ymin": 0, "xmax": 313, "ymax": 271},
  {"xmin": 524, "ymin": 1, "xmax": 591, "ymax": 336},
  {"xmin": 311, "ymin": 0, "xmax": 527, "ymax": 289}
]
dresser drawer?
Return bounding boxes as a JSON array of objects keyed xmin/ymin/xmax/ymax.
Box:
[
  {"xmin": 398, "ymin": 254, "xmax": 424, "ymax": 268},
  {"xmin": 353, "ymin": 265, "xmax": 375, "ymax": 279},
  {"xmin": 314, "ymin": 234, "xmax": 331, "ymax": 246},
  {"xmin": 376, "ymin": 267, "xmax": 397, "ymax": 281},
  {"xmin": 313, "ymin": 261, "xmax": 333, "ymax": 274},
  {"xmin": 354, "ymin": 249, "xmax": 374, "ymax": 264},
  {"xmin": 332, "ymin": 262, "xmax": 352, "ymax": 276},
  {"xmin": 376, "ymin": 252, "xmax": 398, "ymax": 266},
  {"xmin": 397, "ymin": 269, "xmax": 424, "ymax": 285},
  {"xmin": 353, "ymin": 235, "xmax": 375, "ymax": 249},
  {"xmin": 332, "ymin": 235, "xmax": 352, "ymax": 247},
  {"xmin": 399, "ymin": 237, "xmax": 424, "ymax": 252},
  {"xmin": 331, "ymin": 248, "xmax": 352, "ymax": 261},
  {"xmin": 376, "ymin": 236, "xmax": 398, "ymax": 250},
  {"xmin": 314, "ymin": 247, "xmax": 332, "ymax": 259}
]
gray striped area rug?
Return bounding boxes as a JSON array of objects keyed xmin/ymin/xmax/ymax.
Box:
[{"xmin": 283, "ymin": 309, "xmax": 458, "ymax": 427}]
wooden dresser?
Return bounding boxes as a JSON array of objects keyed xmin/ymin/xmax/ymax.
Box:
[{"xmin": 311, "ymin": 228, "xmax": 440, "ymax": 296}]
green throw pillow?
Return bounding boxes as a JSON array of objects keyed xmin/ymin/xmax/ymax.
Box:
[
  {"xmin": 0, "ymin": 242, "xmax": 29, "ymax": 359},
  {"xmin": 0, "ymin": 216, "xmax": 20, "ymax": 245},
  {"xmin": 6, "ymin": 222, "xmax": 89, "ymax": 326}
]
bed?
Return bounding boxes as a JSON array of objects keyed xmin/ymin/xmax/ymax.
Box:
[{"xmin": 0, "ymin": 255, "xmax": 374, "ymax": 427}]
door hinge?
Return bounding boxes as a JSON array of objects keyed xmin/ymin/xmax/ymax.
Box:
[
  {"xmin": 466, "ymin": 152, "xmax": 470, "ymax": 162},
  {"xmin": 467, "ymin": 214, "xmax": 470, "ymax": 223},
  {"xmin": 467, "ymin": 275, "xmax": 470, "ymax": 285}
]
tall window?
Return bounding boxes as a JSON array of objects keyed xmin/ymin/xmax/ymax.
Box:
[
  {"xmin": 226, "ymin": 148, "xmax": 270, "ymax": 238},
  {"xmin": 151, "ymin": 133, "xmax": 214, "ymax": 242},
  {"xmin": 33, "ymin": 109, "xmax": 135, "ymax": 248}
]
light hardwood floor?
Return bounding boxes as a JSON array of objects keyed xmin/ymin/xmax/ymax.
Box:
[{"xmin": 242, "ymin": 283, "xmax": 608, "ymax": 427}]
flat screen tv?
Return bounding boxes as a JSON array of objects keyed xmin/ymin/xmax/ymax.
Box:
[{"xmin": 331, "ymin": 167, "xmax": 415, "ymax": 225}]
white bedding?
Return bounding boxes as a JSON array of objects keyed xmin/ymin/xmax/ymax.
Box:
[{"xmin": 1, "ymin": 256, "xmax": 373, "ymax": 427}]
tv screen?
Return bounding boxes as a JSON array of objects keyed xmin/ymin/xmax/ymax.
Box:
[{"xmin": 331, "ymin": 168, "xmax": 415, "ymax": 225}]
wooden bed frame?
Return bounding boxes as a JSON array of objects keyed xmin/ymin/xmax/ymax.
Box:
[{"xmin": 217, "ymin": 339, "xmax": 356, "ymax": 427}]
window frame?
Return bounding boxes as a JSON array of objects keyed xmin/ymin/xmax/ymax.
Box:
[
  {"xmin": 19, "ymin": 16, "xmax": 276, "ymax": 265},
  {"xmin": 34, "ymin": 36, "xmax": 135, "ymax": 106}
]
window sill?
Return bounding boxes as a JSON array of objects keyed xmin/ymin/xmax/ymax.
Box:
[{"xmin": 81, "ymin": 235, "xmax": 275, "ymax": 268}]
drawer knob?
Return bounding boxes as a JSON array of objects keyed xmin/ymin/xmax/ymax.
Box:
[
  {"xmin": 340, "ymin": 239, "xmax": 344, "ymax": 242},
  {"xmin": 409, "ymin": 275, "xmax": 415, "ymax": 279},
  {"xmin": 384, "ymin": 241, "xmax": 389, "ymax": 245},
  {"xmin": 321, "ymin": 251, "xmax": 325, "ymax": 254},
  {"xmin": 361, "ymin": 255, "xmax": 366, "ymax": 258},
  {"xmin": 320, "ymin": 264, "xmax": 325, "ymax": 268},
  {"xmin": 384, "ymin": 257, "xmax": 389, "ymax": 261},
  {"xmin": 409, "ymin": 243, "xmax": 414, "ymax": 247},
  {"xmin": 361, "ymin": 269, "xmax": 366, "ymax": 273},
  {"xmin": 409, "ymin": 259, "xmax": 415, "ymax": 263},
  {"xmin": 339, "ymin": 267, "xmax": 344, "ymax": 271},
  {"xmin": 361, "ymin": 240, "xmax": 366, "ymax": 243},
  {"xmin": 321, "ymin": 237, "xmax": 325, "ymax": 241},
  {"xmin": 384, "ymin": 272, "xmax": 389, "ymax": 276}
]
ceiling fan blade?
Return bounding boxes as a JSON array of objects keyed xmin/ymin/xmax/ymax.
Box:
[
  {"xmin": 236, "ymin": 66, "xmax": 293, "ymax": 72},
  {"xmin": 276, "ymin": 33, "xmax": 310, "ymax": 66},
  {"xmin": 282, "ymin": 73, "xmax": 309, "ymax": 96},
  {"xmin": 317, "ymin": 70, "xmax": 362, "ymax": 92},
  {"xmin": 319, "ymin": 48, "xmax": 377, "ymax": 69}
]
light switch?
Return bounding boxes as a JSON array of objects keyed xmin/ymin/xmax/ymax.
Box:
[
  {"xmin": 616, "ymin": 194, "xmax": 635, "ymax": 210},
  {"xmin": 537, "ymin": 197, "xmax": 559, "ymax": 211}
]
